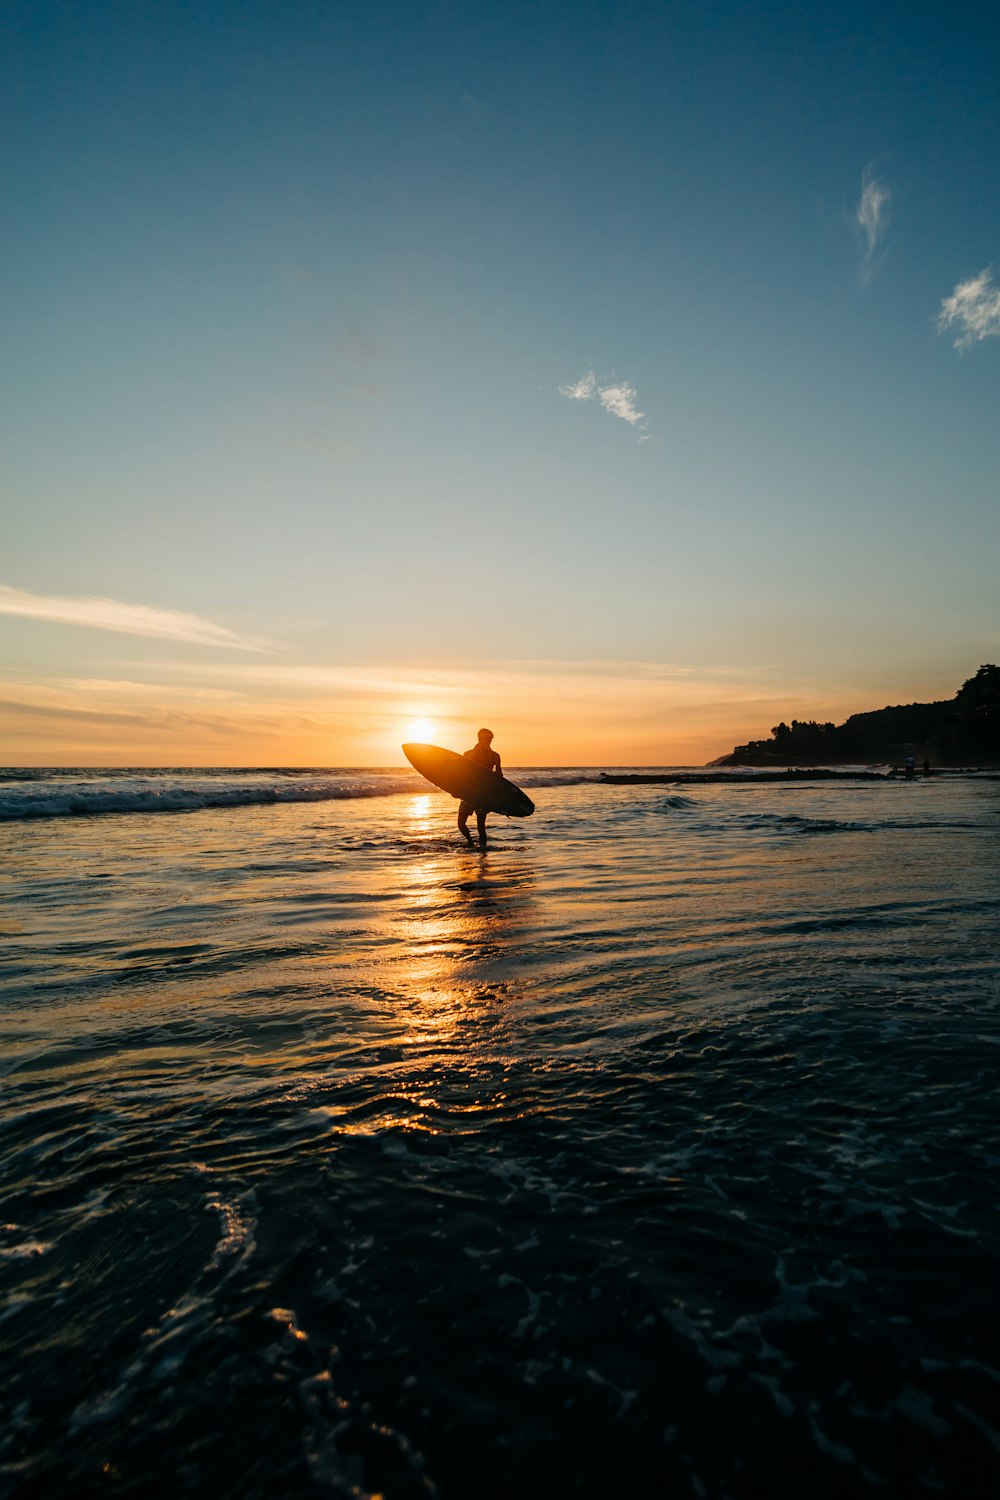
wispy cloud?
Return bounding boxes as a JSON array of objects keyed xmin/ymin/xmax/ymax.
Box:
[
  {"xmin": 0, "ymin": 696, "xmax": 176, "ymax": 729},
  {"xmin": 597, "ymin": 381, "xmax": 643, "ymax": 425},
  {"xmin": 559, "ymin": 370, "xmax": 645, "ymax": 429},
  {"xmin": 937, "ymin": 267, "xmax": 1000, "ymax": 350},
  {"xmin": 559, "ymin": 372, "xmax": 598, "ymax": 401},
  {"xmin": 0, "ymin": 585, "xmax": 265, "ymax": 650},
  {"xmin": 856, "ymin": 167, "xmax": 890, "ymax": 282},
  {"xmin": 172, "ymin": 656, "xmax": 759, "ymax": 709}
]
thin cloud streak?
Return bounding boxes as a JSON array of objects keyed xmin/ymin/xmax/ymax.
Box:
[
  {"xmin": 856, "ymin": 168, "xmax": 890, "ymax": 283},
  {"xmin": 168, "ymin": 657, "xmax": 710, "ymax": 698},
  {"xmin": 937, "ymin": 267, "xmax": 1000, "ymax": 350},
  {"xmin": 857, "ymin": 171, "xmax": 890, "ymax": 255},
  {"xmin": 0, "ymin": 697, "xmax": 162, "ymax": 729},
  {"xmin": 559, "ymin": 371, "xmax": 645, "ymax": 428},
  {"xmin": 0, "ymin": 585, "xmax": 266, "ymax": 651}
]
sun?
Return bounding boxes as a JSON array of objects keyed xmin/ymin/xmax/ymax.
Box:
[{"xmin": 404, "ymin": 716, "xmax": 436, "ymax": 743}]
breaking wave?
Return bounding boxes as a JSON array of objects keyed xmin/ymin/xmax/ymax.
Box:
[{"xmin": 0, "ymin": 768, "xmax": 605, "ymax": 821}]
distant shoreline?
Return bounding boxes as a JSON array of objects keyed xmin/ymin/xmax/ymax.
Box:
[
  {"xmin": 711, "ymin": 665, "xmax": 999, "ymax": 769},
  {"xmin": 598, "ymin": 768, "xmax": 1000, "ymax": 785}
]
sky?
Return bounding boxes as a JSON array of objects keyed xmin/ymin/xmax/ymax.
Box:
[{"xmin": 3, "ymin": 0, "xmax": 999, "ymax": 766}]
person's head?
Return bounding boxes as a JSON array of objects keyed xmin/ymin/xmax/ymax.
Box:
[{"xmin": 477, "ymin": 728, "xmax": 494, "ymax": 745}]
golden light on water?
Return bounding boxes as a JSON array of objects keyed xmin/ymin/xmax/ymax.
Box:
[
  {"xmin": 337, "ymin": 787, "xmax": 538, "ymax": 1072},
  {"xmin": 408, "ymin": 793, "xmax": 435, "ymax": 828}
]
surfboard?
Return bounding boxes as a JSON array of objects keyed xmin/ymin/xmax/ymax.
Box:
[{"xmin": 402, "ymin": 743, "xmax": 535, "ymax": 817}]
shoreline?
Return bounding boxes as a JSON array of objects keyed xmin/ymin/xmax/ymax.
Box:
[{"xmin": 596, "ymin": 768, "xmax": 993, "ymax": 785}]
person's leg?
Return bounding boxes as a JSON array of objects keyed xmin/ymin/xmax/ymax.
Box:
[
  {"xmin": 458, "ymin": 800, "xmax": 474, "ymax": 841},
  {"xmin": 476, "ymin": 809, "xmax": 487, "ymax": 845}
]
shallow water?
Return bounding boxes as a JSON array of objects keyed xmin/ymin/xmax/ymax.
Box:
[{"xmin": 2, "ymin": 774, "xmax": 1000, "ymax": 1496}]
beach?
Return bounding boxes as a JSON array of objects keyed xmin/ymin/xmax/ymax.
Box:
[{"xmin": 2, "ymin": 768, "xmax": 1000, "ymax": 1497}]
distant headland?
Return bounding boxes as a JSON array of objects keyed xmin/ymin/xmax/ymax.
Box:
[{"xmin": 710, "ymin": 665, "xmax": 1000, "ymax": 769}]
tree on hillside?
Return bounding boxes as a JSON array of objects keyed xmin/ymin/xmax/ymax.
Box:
[
  {"xmin": 950, "ymin": 665, "xmax": 1000, "ymax": 760},
  {"xmin": 955, "ymin": 664, "xmax": 1000, "ymax": 719}
]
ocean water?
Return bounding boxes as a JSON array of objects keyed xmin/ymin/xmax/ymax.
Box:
[{"xmin": 2, "ymin": 768, "xmax": 999, "ymax": 1498}]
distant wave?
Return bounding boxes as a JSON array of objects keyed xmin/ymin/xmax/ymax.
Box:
[
  {"xmin": 0, "ymin": 768, "xmax": 604, "ymax": 821},
  {"xmin": 736, "ymin": 812, "xmax": 875, "ymax": 835},
  {"xmin": 0, "ymin": 782, "xmax": 403, "ymax": 821}
]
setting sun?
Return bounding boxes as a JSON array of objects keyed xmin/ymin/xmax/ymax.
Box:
[{"xmin": 405, "ymin": 717, "xmax": 437, "ymax": 743}]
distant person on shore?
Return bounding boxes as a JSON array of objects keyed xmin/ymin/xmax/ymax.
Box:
[
  {"xmin": 923, "ymin": 757, "xmax": 931, "ymax": 776},
  {"xmin": 459, "ymin": 728, "xmax": 501, "ymax": 846},
  {"xmin": 904, "ymin": 754, "xmax": 916, "ymax": 781}
]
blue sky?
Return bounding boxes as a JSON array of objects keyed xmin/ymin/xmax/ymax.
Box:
[{"xmin": 2, "ymin": 0, "xmax": 999, "ymax": 763}]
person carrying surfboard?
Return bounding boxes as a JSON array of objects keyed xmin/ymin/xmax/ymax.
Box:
[{"xmin": 458, "ymin": 729, "xmax": 501, "ymax": 846}]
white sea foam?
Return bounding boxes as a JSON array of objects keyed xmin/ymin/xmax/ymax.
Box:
[{"xmin": 0, "ymin": 767, "xmax": 606, "ymax": 820}]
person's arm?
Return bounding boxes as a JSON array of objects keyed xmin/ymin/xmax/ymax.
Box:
[{"xmin": 493, "ymin": 751, "xmax": 502, "ymax": 775}]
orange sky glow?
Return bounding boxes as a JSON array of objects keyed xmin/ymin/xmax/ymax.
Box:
[{"xmin": 0, "ymin": 653, "xmax": 964, "ymax": 767}]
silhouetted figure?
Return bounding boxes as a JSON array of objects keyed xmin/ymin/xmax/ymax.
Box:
[
  {"xmin": 904, "ymin": 754, "xmax": 916, "ymax": 781},
  {"xmin": 923, "ymin": 757, "xmax": 930, "ymax": 776},
  {"xmin": 458, "ymin": 728, "xmax": 501, "ymax": 846}
]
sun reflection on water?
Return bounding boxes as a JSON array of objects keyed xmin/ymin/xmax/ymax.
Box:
[{"xmin": 376, "ymin": 794, "xmax": 536, "ymax": 1051}]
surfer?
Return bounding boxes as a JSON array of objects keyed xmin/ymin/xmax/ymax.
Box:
[{"xmin": 459, "ymin": 728, "xmax": 501, "ymax": 846}]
